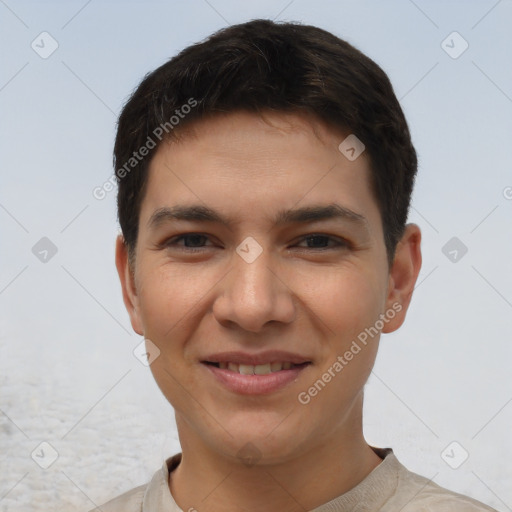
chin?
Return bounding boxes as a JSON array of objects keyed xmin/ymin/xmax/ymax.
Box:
[{"xmin": 202, "ymin": 414, "xmax": 309, "ymax": 466}]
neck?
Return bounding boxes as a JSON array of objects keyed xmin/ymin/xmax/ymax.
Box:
[{"xmin": 169, "ymin": 398, "xmax": 383, "ymax": 512}]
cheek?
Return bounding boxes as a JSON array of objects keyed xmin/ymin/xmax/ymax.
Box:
[
  {"xmin": 135, "ymin": 265, "xmax": 205, "ymax": 408},
  {"xmin": 298, "ymin": 265, "xmax": 385, "ymax": 341},
  {"xmin": 136, "ymin": 265, "xmax": 202, "ymax": 341},
  {"xmin": 296, "ymin": 272, "xmax": 382, "ymax": 418}
]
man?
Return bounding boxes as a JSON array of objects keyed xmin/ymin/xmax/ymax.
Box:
[{"xmin": 97, "ymin": 19, "xmax": 497, "ymax": 512}]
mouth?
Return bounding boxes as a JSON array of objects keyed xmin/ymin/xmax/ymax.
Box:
[{"xmin": 200, "ymin": 352, "xmax": 312, "ymax": 395}]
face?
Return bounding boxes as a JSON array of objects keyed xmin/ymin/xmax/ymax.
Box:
[{"xmin": 116, "ymin": 111, "xmax": 421, "ymax": 465}]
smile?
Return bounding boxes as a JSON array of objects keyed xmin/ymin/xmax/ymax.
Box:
[{"xmin": 201, "ymin": 357, "xmax": 311, "ymax": 395}]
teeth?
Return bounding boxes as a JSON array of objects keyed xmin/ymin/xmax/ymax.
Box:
[
  {"xmin": 254, "ymin": 363, "xmax": 271, "ymax": 375},
  {"xmin": 239, "ymin": 364, "xmax": 254, "ymax": 375},
  {"xmin": 216, "ymin": 362, "xmax": 299, "ymax": 375}
]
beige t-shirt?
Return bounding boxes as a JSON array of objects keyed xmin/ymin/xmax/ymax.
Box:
[{"xmin": 91, "ymin": 447, "xmax": 497, "ymax": 511}]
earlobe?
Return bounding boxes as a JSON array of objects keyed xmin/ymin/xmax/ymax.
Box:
[
  {"xmin": 382, "ymin": 223, "xmax": 422, "ymax": 333},
  {"xmin": 115, "ymin": 235, "xmax": 144, "ymax": 335}
]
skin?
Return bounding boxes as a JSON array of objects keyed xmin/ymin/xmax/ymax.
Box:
[{"xmin": 116, "ymin": 111, "xmax": 422, "ymax": 512}]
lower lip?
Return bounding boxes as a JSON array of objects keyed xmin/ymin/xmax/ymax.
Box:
[{"xmin": 202, "ymin": 363, "xmax": 309, "ymax": 395}]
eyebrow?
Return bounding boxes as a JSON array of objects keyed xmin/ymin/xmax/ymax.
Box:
[{"xmin": 148, "ymin": 203, "xmax": 369, "ymax": 231}]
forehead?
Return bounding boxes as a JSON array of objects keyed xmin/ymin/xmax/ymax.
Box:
[
  {"xmin": 171, "ymin": 110, "xmax": 351, "ymax": 164},
  {"xmin": 141, "ymin": 111, "xmax": 381, "ymax": 231}
]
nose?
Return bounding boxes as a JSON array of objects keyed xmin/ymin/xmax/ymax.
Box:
[{"xmin": 212, "ymin": 245, "xmax": 296, "ymax": 333}]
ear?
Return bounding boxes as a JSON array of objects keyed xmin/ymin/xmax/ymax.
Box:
[
  {"xmin": 115, "ymin": 235, "xmax": 144, "ymax": 335},
  {"xmin": 382, "ymin": 223, "xmax": 422, "ymax": 333}
]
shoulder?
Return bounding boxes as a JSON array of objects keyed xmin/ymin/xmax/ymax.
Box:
[
  {"xmin": 390, "ymin": 457, "xmax": 497, "ymax": 512},
  {"xmin": 88, "ymin": 484, "xmax": 146, "ymax": 512}
]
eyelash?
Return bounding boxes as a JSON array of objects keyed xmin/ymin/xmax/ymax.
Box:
[{"xmin": 163, "ymin": 233, "xmax": 350, "ymax": 252}]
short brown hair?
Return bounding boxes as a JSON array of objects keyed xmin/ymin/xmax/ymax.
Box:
[{"xmin": 114, "ymin": 19, "xmax": 417, "ymax": 264}]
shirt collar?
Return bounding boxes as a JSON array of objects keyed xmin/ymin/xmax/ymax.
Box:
[
  {"xmin": 311, "ymin": 447, "xmax": 398, "ymax": 511},
  {"xmin": 142, "ymin": 448, "xmax": 397, "ymax": 512},
  {"xmin": 142, "ymin": 453, "xmax": 182, "ymax": 511}
]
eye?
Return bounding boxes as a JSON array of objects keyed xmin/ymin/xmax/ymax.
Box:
[
  {"xmin": 164, "ymin": 233, "xmax": 215, "ymax": 252},
  {"xmin": 294, "ymin": 234, "xmax": 349, "ymax": 250}
]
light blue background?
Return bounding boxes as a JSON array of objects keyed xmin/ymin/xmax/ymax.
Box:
[{"xmin": 1, "ymin": 1, "xmax": 511, "ymax": 510}]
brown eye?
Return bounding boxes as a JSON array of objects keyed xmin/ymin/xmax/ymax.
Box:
[
  {"xmin": 164, "ymin": 233, "xmax": 214, "ymax": 251},
  {"xmin": 295, "ymin": 235, "xmax": 349, "ymax": 250},
  {"xmin": 178, "ymin": 234, "xmax": 209, "ymax": 247}
]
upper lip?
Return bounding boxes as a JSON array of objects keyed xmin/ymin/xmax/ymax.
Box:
[{"xmin": 201, "ymin": 350, "xmax": 312, "ymax": 365}]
